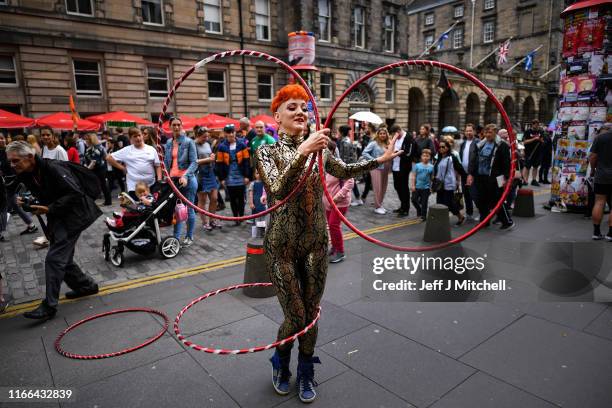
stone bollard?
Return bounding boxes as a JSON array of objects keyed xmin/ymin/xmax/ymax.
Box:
[
  {"xmin": 243, "ymin": 237, "xmax": 276, "ymax": 298},
  {"xmin": 513, "ymin": 188, "xmax": 535, "ymax": 217},
  {"xmin": 423, "ymin": 204, "xmax": 451, "ymax": 243}
]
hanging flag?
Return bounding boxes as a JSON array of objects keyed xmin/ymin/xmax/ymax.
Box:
[
  {"xmin": 497, "ymin": 39, "xmax": 511, "ymax": 65},
  {"xmin": 69, "ymin": 95, "xmax": 80, "ymax": 127},
  {"xmin": 436, "ymin": 31, "xmax": 450, "ymax": 50},
  {"xmin": 437, "ymin": 70, "xmax": 452, "ymax": 90},
  {"xmin": 524, "ymin": 51, "xmax": 536, "ymax": 71}
]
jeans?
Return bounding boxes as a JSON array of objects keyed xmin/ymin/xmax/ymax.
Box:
[
  {"xmin": 411, "ymin": 188, "xmax": 431, "ymax": 218},
  {"xmin": 227, "ymin": 185, "xmax": 246, "ymax": 217},
  {"xmin": 461, "ymin": 178, "xmax": 475, "ymax": 216},
  {"xmin": 174, "ymin": 175, "xmax": 197, "ymax": 240},
  {"xmin": 474, "ymin": 175, "xmax": 512, "ymax": 226}
]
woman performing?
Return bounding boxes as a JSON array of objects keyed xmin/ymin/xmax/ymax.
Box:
[{"xmin": 256, "ymin": 84, "xmax": 400, "ymax": 403}]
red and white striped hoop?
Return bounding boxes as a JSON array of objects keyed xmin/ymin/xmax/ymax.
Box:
[
  {"xmin": 157, "ymin": 50, "xmax": 321, "ymax": 222},
  {"xmin": 174, "ymin": 283, "xmax": 321, "ymax": 354}
]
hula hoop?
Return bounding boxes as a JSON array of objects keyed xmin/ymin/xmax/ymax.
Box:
[
  {"xmin": 174, "ymin": 283, "xmax": 321, "ymax": 354},
  {"xmin": 55, "ymin": 308, "xmax": 169, "ymax": 360},
  {"xmin": 156, "ymin": 50, "xmax": 321, "ymax": 222},
  {"xmin": 321, "ymin": 60, "xmax": 517, "ymax": 252}
]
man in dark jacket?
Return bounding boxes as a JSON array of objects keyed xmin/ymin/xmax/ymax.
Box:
[
  {"xmin": 459, "ymin": 124, "xmax": 478, "ymax": 221},
  {"xmin": 7, "ymin": 141, "xmax": 100, "ymax": 319},
  {"xmin": 389, "ymin": 125, "xmax": 420, "ymax": 216},
  {"xmin": 467, "ymin": 124, "xmax": 514, "ymax": 230}
]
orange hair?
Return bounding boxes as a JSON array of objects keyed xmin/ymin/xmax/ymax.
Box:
[{"xmin": 270, "ymin": 84, "xmax": 310, "ymax": 113}]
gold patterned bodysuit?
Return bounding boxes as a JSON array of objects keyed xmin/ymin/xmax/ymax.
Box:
[{"xmin": 256, "ymin": 133, "xmax": 379, "ymax": 355}]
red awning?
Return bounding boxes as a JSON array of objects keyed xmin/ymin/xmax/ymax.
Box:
[
  {"xmin": 199, "ymin": 114, "xmax": 241, "ymax": 130},
  {"xmin": 161, "ymin": 115, "xmax": 202, "ymax": 132},
  {"xmin": 0, "ymin": 109, "xmax": 35, "ymax": 128},
  {"xmin": 36, "ymin": 112, "xmax": 100, "ymax": 131},
  {"xmin": 561, "ymin": 0, "xmax": 610, "ymax": 16},
  {"xmin": 87, "ymin": 111, "xmax": 153, "ymax": 126},
  {"xmin": 249, "ymin": 114, "xmax": 277, "ymax": 128}
]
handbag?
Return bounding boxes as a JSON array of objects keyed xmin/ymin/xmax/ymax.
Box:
[
  {"xmin": 431, "ymin": 157, "xmax": 452, "ymax": 193},
  {"xmin": 174, "ymin": 200, "xmax": 188, "ymax": 223},
  {"xmin": 453, "ymin": 189, "xmax": 464, "ymax": 210}
]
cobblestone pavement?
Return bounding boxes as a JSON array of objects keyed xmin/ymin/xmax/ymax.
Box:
[{"xmin": 1, "ymin": 179, "xmax": 431, "ymax": 305}]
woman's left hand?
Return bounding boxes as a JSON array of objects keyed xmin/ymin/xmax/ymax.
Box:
[
  {"xmin": 377, "ymin": 134, "xmax": 403, "ymax": 164},
  {"xmin": 179, "ymin": 176, "xmax": 187, "ymax": 187}
]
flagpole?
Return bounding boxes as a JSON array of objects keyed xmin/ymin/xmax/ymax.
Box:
[
  {"xmin": 418, "ymin": 20, "xmax": 459, "ymax": 59},
  {"xmin": 469, "ymin": 0, "xmax": 476, "ymax": 68},
  {"xmin": 504, "ymin": 44, "xmax": 543, "ymax": 74},
  {"xmin": 472, "ymin": 36, "xmax": 513, "ymax": 70},
  {"xmin": 538, "ymin": 63, "xmax": 561, "ymax": 79}
]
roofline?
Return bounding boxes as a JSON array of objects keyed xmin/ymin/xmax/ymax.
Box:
[{"xmin": 407, "ymin": 0, "xmax": 459, "ymax": 15}]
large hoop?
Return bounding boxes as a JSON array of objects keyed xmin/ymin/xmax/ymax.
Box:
[
  {"xmin": 174, "ymin": 283, "xmax": 321, "ymax": 354},
  {"xmin": 321, "ymin": 60, "xmax": 517, "ymax": 251},
  {"xmin": 156, "ymin": 50, "xmax": 320, "ymax": 221},
  {"xmin": 55, "ymin": 308, "xmax": 169, "ymax": 359}
]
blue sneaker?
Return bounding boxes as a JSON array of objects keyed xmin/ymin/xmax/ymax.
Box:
[
  {"xmin": 270, "ymin": 350, "xmax": 291, "ymax": 395},
  {"xmin": 296, "ymin": 354, "xmax": 321, "ymax": 403}
]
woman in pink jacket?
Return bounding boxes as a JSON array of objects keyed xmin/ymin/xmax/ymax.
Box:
[{"xmin": 323, "ymin": 141, "xmax": 354, "ymax": 263}]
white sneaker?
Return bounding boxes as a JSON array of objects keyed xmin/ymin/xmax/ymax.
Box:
[
  {"xmin": 351, "ymin": 199, "xmax": 364, "ymax": 207},
  {"xmin": 181, "ymin": 237, "xmax": 193, "ymax": 248},
  {"xmin": 374, "ymin": 207, "xmax": 386, "ymax": 215}
]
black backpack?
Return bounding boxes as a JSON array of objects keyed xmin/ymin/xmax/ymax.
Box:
[{"xmin": 62, "ymin": 161, "xmax": 102, "ymax": 200}]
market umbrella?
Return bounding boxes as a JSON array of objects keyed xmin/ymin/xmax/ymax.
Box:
[
  {"xmin": 250, "ymin": 114, "xmax": 277, "ymax": 128},
  {"xmin": 199, "ymin": 114, "xmax": 241, "ymax": 130},
  {"xmin": 349, "ymin": 111, "xmax": 383, "ymax": 125},
  {"xmin": 87, "ymin": 111, "xmax": 153, "ymax": 127},
  {"xmin": 36, "ymin": 112, "xmax": 100, "ymax": 131},
  {"xmin": 0, "ymin": 109, "xmax": 35, "ymax": 128},
  {"xmin": 161, "ymin": 115, "xmax": 202, "ymax": 132}
]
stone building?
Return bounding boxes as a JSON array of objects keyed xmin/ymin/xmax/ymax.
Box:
[{"xmin": 0, "ymin": 0, "xmax": 563, "ymax": 132}]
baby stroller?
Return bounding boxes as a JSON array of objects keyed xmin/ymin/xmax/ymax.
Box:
[{"xmin": 102, "ymin": 182, "xmax": 181, "ymax": 267}]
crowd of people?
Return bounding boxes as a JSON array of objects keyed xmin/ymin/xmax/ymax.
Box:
[{"xmin": 6, "ymin": 110, "xmax": 607, "ymax": 316}]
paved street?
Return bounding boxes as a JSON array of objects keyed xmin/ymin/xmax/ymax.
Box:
[{"xmin": 1, "ymin": 185, "xmax": 611, "ymax": 408}]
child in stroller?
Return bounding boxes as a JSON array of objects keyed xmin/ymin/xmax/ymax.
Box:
[
  {"xmin": 106, "ymin": 182, "xmax": 155, "ymax": 229},
  {"xmin": 102, "ymin": 181, "xmax": 181, "ymax": 267}
]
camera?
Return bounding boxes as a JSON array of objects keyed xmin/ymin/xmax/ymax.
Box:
[{"xmin": 19, "ymin": 191, "xmax": 40, "ymax": 213}]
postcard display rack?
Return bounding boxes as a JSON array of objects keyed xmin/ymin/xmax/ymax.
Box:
[{"xmin": 551, "ymin": 3, "xmax": 611, "ymax": 210}]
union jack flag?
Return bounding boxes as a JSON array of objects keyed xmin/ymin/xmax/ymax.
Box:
[{"xmin": 497, "ymin": 40, "xmax": 511, "ymax": 66}]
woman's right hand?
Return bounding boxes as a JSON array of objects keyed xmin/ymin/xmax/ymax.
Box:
[{"xmin": 297, "ymin": 128, "xmax": 330, "ymax": 156}]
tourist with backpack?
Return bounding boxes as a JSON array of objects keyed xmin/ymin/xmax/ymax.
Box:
[
  {"xmin": 7, "ymin": 141, "xmax": 101, "ymax": 320},
  {"xmin": 84, "ymin": 132, "xmax": 112, "ymax": 205}
]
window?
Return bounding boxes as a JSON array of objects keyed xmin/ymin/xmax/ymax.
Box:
[
  {"xmin": 454, "ymin": 5, "xmax": 464, "ymax": 18},
  {"xmin": 519, "ymin": 10, "xmax": 534, "ymax": 36},
  {"xmin": 66, "ymin": 0, "xmax": 93, "ymax": 16},
  {"xmin": 147, "ymin": 66, "xmax": 168, "ymax": 98},
  {"xmin": 483, "ymin": 21, "xmax": 495, "ymax": 43},
  {"xmin": 204, "ymin": 0, "xmax": 222, "ymax": 33},
  {"xmin": 425, "ymin": 13, "xmax": 434, "ymax": 26},
  {"xmin": 257, "ymin": 73, "xmax": 273, "ymax": 101},
  {"xmin": 255, "ymin": 0, "xmax": 270, "ymax": 41},
  {"xmin": 0, "ymin": 0, "xmax": 7, "ymax": 5},
  {"xmin": 484, "ymin": 0, "xmax": 495, "ymax": 10},
  {"xmin": 0, "ymin": 56, "xmax": 17, "ymax": 86},
  {"xmin": 207, "ymin": 70, "xmax": 226, "ymax": 100},
  {"xmin": 142, "ymin": 0, "xmax": 163, "ymax": 25},
  {"xmin": 320, "ymin": 73, "xmax": 333, "ymax": 101},
  {"xmin": 424, "ymin": 33, "xmax": 434, "ymax": 49},
  {"xmin": 383, "ymin": 14, "xmax": 395, "ymax": 53},
  {"xmin": 354, "ymin": 7, "xmax": 365, "ymax": 48},
  {"xmin": 73, "ymin": 60, "xmax": 101, "ymax": 96},
  {"xmin": 318, "ymin": 0, "xmax": 331, "ymax": 42},
  {"xmin": 453, "ymin": 27, "xmax": 463, "ymax": 48},
  {"xmin": 385, "ymin": 79, "xmax": 395, "ymax": 103}
]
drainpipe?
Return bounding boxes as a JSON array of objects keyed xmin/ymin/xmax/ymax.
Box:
[{"xmin": 238, "ymin": 0, "xmax": 248, "ymax": 116}]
